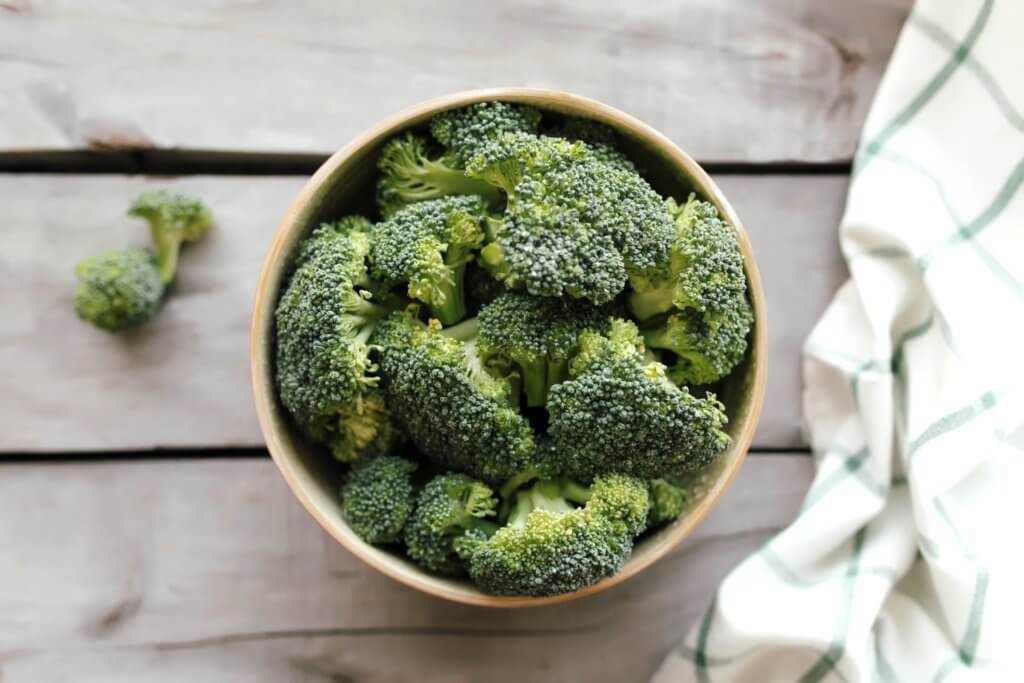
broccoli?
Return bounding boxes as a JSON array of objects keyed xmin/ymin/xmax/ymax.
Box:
[
  {"xmin": 341, "ymin": 456, "xmax": 418, "ymax": 544},
  {"xmin": 456, "ymin": 474, "xmax": 650, "ymax": 596},
  {"xmin": 466, "ymin": 132, "xmax": 675, "ymax": 304},
  {"xmin": 546, "ymin": 319, "xmax": 730, "ymax": 480},
  {"xmin": 404, "ymin": 473, "xmax": 499, "ymax": 576},
  {"xmin": 376, "ymin": 133, "xmax": 502, "ymax": 218},
  {"xmin": 374, "ymin": 311, "xmax": 536, "ymax": 485},
  {"xmin": 430, "ymin": 101, "xmax": 543, "ymax": 166},
  {"xmin": 477, "ymin": 291, "xmax": 611, "ymax": 406},
  {"xmin": 543, "ymin": 117, "xmax": 636, "ymax": 172},
  {"xmin": 369, "ymin": 195, "xmax": 489, "ymax": 325},
  {"xmin": 644, "ymin": 306, "xmax": 753, "ymax": 387},
  {"xmin": 275, "ymin": 217, "xmax": 402, "ymax": 462},
  {"xmin": 628, "ymin": 194, "xmax": 752, "ymax": 386},
  {"xmin": 647, "ymin": 477, "xmax": 687, "ymax": 528},
  {"xmin": 73, "ymin": 247, "xmax": 165, "ymax": 331},
  {"xmin": 128, "ymin": 190, "xmax": 213, "ymax": 283}
]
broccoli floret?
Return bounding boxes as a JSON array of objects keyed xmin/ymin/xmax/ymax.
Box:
[
  {"xmin": 644, "ymin": 306, "xmax": 753, "ymax": 387},
  {"xmin": 456, "ymin": 474, "xmax": 650, "ymax": 596},
  {"xmin": 275, "ymin": 218, "xmax": 402, "ymax": 462},
  {"xmin": 376, "ymin": 133, "xmax": 502, "ymax": 218},
  {"xmin": 341, "ymin": 456, "xmax": 418, "ymax": 544},
  {"xmin": 477, "ymin": 291, "xmax": 611, "ymax": 406},
  {"xmin": 430, "ymin": 102, "xmax": 543, "ymax": 166},
  {"xmin": 647, "ymin": 477, "xmax": 687, "ymax": 528},
  {"xmin": 404, "ymin": 473, "xmax": 499, "ymax": 576},
  {"xmin": 375, "ymin": 311, "xmax": 536, "ymax": 485},
  {"xmin": 128, "ymin": 190, "xmax": 213, "ymax": 283},
  {"xmin": 544, "ymin": 117, "xmax": 636, "ymax": 173},
  {"xmin": 73, "ymin": 247, "xmax": 165, "ymax": 331},
  {"xmin": 546, "ymin": 319, "xmax": 730, "ymax": 480},
  {"xmin": 370, "ymin": 195, "xmax": 489, "ymax": 325},
  {"xmin": 466, "ymin": 132, "xmax": 675, "ymax": 304},
  {"xmin": 628, "ymin": 194, "xmax": 752, "ymax": 385}
]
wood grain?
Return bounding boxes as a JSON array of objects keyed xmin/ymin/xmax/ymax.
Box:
[
  {"xmin": 0, "ymin": 0, "xmax": 910, "ymax": 162},
  {"xmin": 0, "ymin": 454, "xmax": 814, "ymax": 682},
  {"xmin": 0, "ymin": 173, "xmax": 847, "ymax": 452}
]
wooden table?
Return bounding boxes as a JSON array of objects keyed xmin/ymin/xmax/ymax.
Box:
[{"xmin": 0, "ymin": 2, "xmax": 912, "ymax": 680}]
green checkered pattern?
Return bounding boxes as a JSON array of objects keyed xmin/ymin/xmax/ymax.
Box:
[{"xmin": 654, "ymin": 1, "xmax": 1023, "ymax": 680}]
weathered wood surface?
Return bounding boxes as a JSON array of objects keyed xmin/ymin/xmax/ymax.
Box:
[
  {"xmin": 0, "ymin": 0, "xmax": 911, "ymax": 162},
  {"xmin": 0, "ymin": 173, "xmax": 846, "ymax": 452},
  {"xmin": 0, "ymin": 454, "xmax": 813, "ymax": 682}
]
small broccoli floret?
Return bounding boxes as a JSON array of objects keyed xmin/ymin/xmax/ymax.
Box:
[
  {"xmin": 456, "ymin": 474, "xmax": 649, "ymax": 596},
  {"xmin": 341, "ymin": 456, "xmax": 418, "ymax": 544},
  {"xmin": 376, "ymin": 133, "xmax": 502, "ymax": 218},
  {"xmin": 128, "ymin": 190, "xmax": 213, "ymax": 283},
  {"xmin": 546, "ymin": 319, "xmax": 730, "ymax": 480},
  {"xmin": 628, "ymin": 194, "xmax": 752, "ymax": 385},
  {"xmin": 477, "ymin": 291, "xmax": 611, "ymax": 406},
  {"xmin": 275, "ymin": 218, "xmax": 402, "ymax": 462},
  {"xmin": 644, "ymin": 305, "xmax": 753, "ymax": 387},
  {"xmin": 544, "ymin": 117, "xmax": 636, "ymax": 173},
  {"xmin": 376, "ymin": 312, "xmax": 536, "ymax": 485},
  {"xmin": 430, "ymin": 102, "xmax": 543, "ymax": 166},
  {"xmin": 647, "ymin": 477, "xmax": 687, "ymax": 528},
  {"xmin": 370, "ymin": 195, "xmax": 489, "ymax": 325},
  {"xmin": 466, "ymin": 132, "xmax": 674, "ymax": 304},
  {"xmin": 404, "ymin": 473, "xmax": 499, "ymax": 576},
  {"xmin": 73, "ymin": 247, "xmax": 165, "ymax": 331}
]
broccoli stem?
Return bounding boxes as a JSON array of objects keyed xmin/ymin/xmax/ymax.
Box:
[
  {"xmin": 521, "ymin": 357, "xmax": 549, "ymax": 407},
  {"xmin": 641, "ymin": 326, "xmax": 679, "ymax": 354},
  {"xmin": 559, "ymin": 479, "xmax": 592, "ymax": 505},
  {"xmin": 150, "ymin": 225, "xmax": 183, "ymax": 284},
  {"xmin": 479, "ymin": 241, "xmax": 516, "ymax": 285},
  {"xmin": 499, "ymin": 467, "xmax": 541, "ymax": 501},
  {"xmin": 413, "ymin": 163, "xmax": 502, "ymax": 205},
  {"xmin": 628, "ymin": 285, "xmax": 675, "ymax": 321},
  {"xmin": 546, "ymin": 358, "xmax": 569, "ymax": 392},
  {"xmin": 440, "ymin": 316, "xmax": 479, "ymax": 341}
]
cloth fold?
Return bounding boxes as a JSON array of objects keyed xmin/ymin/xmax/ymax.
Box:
[{"xmin": 654, "ymin": 1, "xmax": 1024, "ymax": 680}]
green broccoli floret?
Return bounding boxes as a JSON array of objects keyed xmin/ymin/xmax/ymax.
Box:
[
  {"xmin": 647, "ymin": 477, "xmax": 687, "ymax": 528},
  {"xmin": 456, "ymin": 474, "xmax": 650, "ymax": 596},
  {"xmin": 376, "ymin": 133, "xmax": 502, "ymax": 218},
  {"xmin": 404, "ymin": 473, "xmax": 499, "ymax": 576},
  {"xmin": 73, "ymin": 247, "xmax": 165, "ymax": 331},
  {"xmin": 543, "ymin": 117, "xmax": 636, "ymax": 172},
  {"xmin": 477, "ymin": 291, "xmax": 611, "ymax": 407},
  {"xmin": 430, "ymin": 102, "xmax": 543, "ymax": 166},
  {"xmin": 341, "ymin": 456, "xmax": 418, "ymax": 544},
  {"xmin": 546, "ymin": 319, "xmax": 730, "ymax": 480},
  {"xmin": 374, "ymin": 311, "xmax": 536, "ymax": 485},
  {"xmin": 628, "ymin": 194, "xmax": 752, "ymax": 386},
  {"xmin": 644, "ymin": 306, "xmax": 753, "ymax": 387},
  {"xmin": 466, "ymin": 132, "xmax": 675, "ymax": 304},
  {"xmin": 128, "ymin": 190, "xmax": 213, "ymax": 283},
  {"xmin": 275, "ymin": 217, "xmax": 402, "ymax": 462},
  {"xmin": 369, "ymin": 195, "xmax": 489, "ymax": 325}
]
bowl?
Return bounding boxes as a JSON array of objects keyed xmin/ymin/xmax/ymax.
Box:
[{"xmin": 251, "ymin": 88, "xmax": 767, "ymax": 607}]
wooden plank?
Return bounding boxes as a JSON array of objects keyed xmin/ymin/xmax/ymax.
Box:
[
  {"xmin": 0, "ymin": 454, "xmax": 813, "ymax": 681},
  {"xmin": 0, "ymin": 0, "xmax": 910, "ymax": 162},
  {"xmin": 0, "ymin": 173, "xmax": 847, "ymax": 452}
]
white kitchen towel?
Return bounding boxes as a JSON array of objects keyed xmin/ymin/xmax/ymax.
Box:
[{"xmin": 654, "ymin": 1, "xmax": 1024, "ymax": 681}]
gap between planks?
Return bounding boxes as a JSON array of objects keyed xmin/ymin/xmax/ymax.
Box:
[{"xmin": 0, "ymin": 150, "xmax": 854, "ymax": 176}]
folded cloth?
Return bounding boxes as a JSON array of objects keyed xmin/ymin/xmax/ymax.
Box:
[{"xmin": 654, "ymin": 1, "xmax": 1024, "ymax": 680}]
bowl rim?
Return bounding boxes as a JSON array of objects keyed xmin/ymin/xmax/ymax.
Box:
[{"xmin": 250, "ymin": 87, "xmax": 768, "ymax": 607}]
